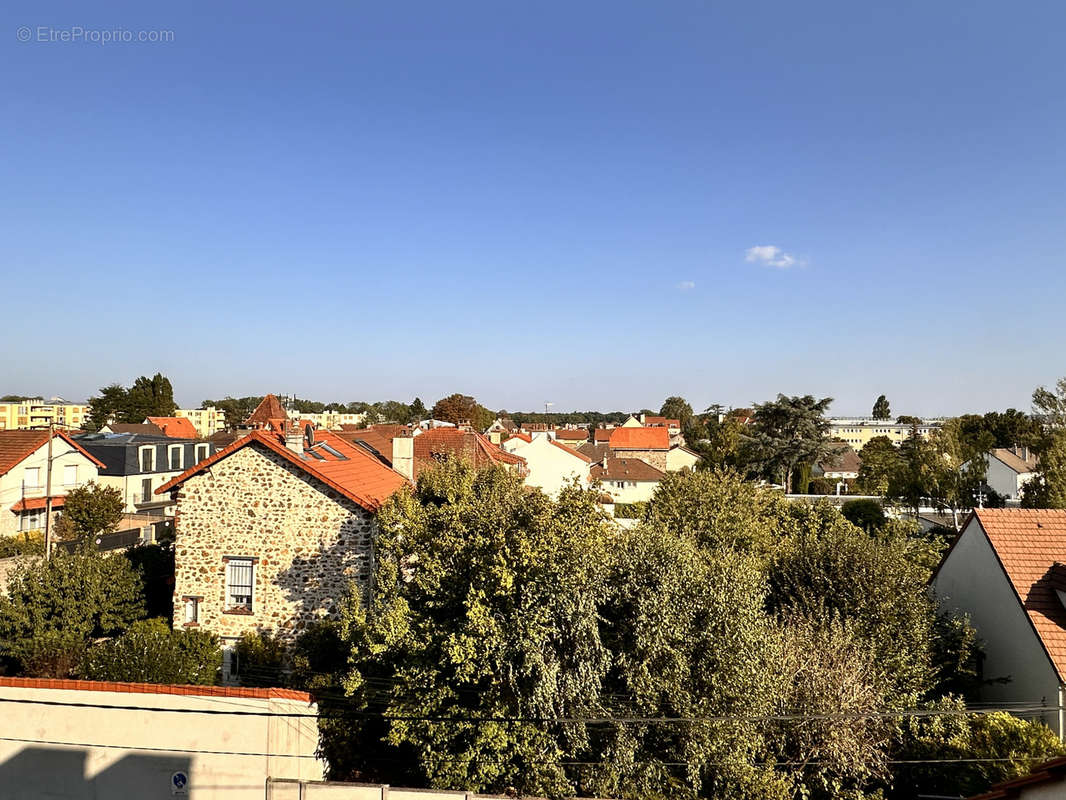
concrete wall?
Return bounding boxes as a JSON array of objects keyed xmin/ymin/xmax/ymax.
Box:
[
  {"xmin": 0, "ymin": 679, "xmax": 323, "ymax": 800},
  {"xmin": 985, "ymin": 457, "xmax": 1035, "ymax": 501},
  {"xmin": 933, "ymin": 517, "xmax": 1064, "ymax": 734},
  {"xmin": 171, "ymin": 444, "xmax": 376, "ymax": 644}
]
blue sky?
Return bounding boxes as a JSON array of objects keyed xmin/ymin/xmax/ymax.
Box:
[{"xmin": 2, "ymin": 1, "xmax": 1063, "ymax": 416}]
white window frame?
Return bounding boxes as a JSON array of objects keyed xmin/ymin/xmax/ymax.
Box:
[
  {"xmin": 195, "ymin": 444, "xmax": 209, "ymax": 462},
  {"xmin": 139, "ymin": 446, "xmax": 155, "ymax": 473},
  {"xmin": 183, "ymin": 596, "xmax": 200, "ymax": 625},
  {"xmin": 23, "ymin": 467, "xmax": 40, "ymax": 489},
  {"xmin": 168, "ymin": 445, "xmax": 183, "ymax": 471},
  {"xmin": 63, "ymin": 464, "xmax": 77, "ymax": 487},
  {"xmin": 225, "ymin": 557, "xmax": 255, "ymax": 612}
]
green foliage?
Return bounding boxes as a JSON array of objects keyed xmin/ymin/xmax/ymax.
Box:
[
  {"xmin": 747, "ymin": 395, "xmax": 833, "ymax": 492},
  {"xmin": 343, "ymin": 458, "xmax": 614, "ymax": 797},
  {"xmin": 202, "ymin": 396, "xmax": 263, "ymax": 429},
  {"xmin": 858, "ymin": 436, "xmax": 902, "ymax": 495},
  {"xmin": 81, "ymin": 618, "xmax": 221, "ymax": 685},
  {"xmin": 0, "ymin": 547, "xmax": 145, "ymax": 676},
  {"xmin": 611, "ymin": 501, "xmax": 648, "ymax": 519},
  {"xmin": 52, "ymin": 481, "xmax": 123, "ymax": 542},
  {"xmin": 124, "ymin": 543, "xmax": 175, "ymax": 620},
  {"xmin": 659, "ymin": 396, "xmax": 694, "ymax": 427},
  {"xmin": 892, "ymin": 701, "xmax": 1066, "ymax": 799},
  {"xmin": 235, "ymin": 629, "xmax": 289, "ymax": 687},
  {"xmin": 1022, "ymin": 430, "xmax": 1066, "ymax": 509},
  {"xmin": 87, "ymin": 373, "xmax": 177, "ymax": 430},
  {"xmin": 841, "ymin": 499, "xmax": 886, "ymax": 532},
  {"xmin": 430, "ymin": 393, "xmax": 495, "ymax": 431},
  {"xmin": 0, "ymin": 530, "xmax": 45, "ymax": 558},
  {"xmin": 872, "ymin": 394, "xmax": 891, "ymax": 420},
  {"xmin": 644, "ymin": 469, "xmax": 786, "ymax": 558}
]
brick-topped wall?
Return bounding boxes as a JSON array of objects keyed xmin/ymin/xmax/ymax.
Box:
[{"xmin": 171, "ymin": 443, "xmax": 376, "ymax": 642}]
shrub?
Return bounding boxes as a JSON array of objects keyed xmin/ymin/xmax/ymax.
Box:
[
  {"xmin": 0, "ymin": 531, "xmax": 45, "ymax": 559},
  {"xmin": 81, "ymin": 618, "xmax": 221, "ymax": 685},
  {"xmin": 124, "ymin": 543, "xmax": 175, "ymax": 620},
  {"xmin": 612, "ymin": 501, "xmax": 648, "ymax": 519},
  {"xmin": 841, "ymin": 499, "xmax": 886, "ymax": 532},
  {"xmin": 235, "ymin": 629, "xmax": 288, "ymax": 687}
]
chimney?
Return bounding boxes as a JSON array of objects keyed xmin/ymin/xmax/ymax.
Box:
[
  {"xmin": 285, "ymin": 422, "xmax": 305, "ymax": 456},
  {"xmin": 392, "ymin": 434, "xmax": 415, "ymax": 480}
]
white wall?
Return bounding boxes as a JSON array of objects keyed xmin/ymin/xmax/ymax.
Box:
[
  {"xmin": 933, "ymin": 518, "xmax": 1064, "ymax": 735},
  {"xmin": 0, "ymin": 680, "xmax": 323, "ymax": 799},
  {"xmin": 599, "ymin": 479, "xmax": 658, "ymax": 504},
  {"xmin": 984, "ymin": 457, "xmax": 1035, "ymax": 501},
  {"xmin": 0, "ymin": 440, "xmax": 101, "ymax": 537},
  {"xmin": 504, "ymin": 438, "xmax": 589, "ymax": 497},
  {"xmin": 665, "ymin": 448, "xmax": 700, "ymax": 472}
]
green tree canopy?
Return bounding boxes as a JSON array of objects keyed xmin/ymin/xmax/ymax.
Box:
[
  {"xmin": 0, "ymin": 547, "xmax": 145, "ymax": 676},
  {"xmin": 872, "ymin": 395, "xmax": 891, "ymax": 420},
  {"xmin": 430, "ymin": 393, "xmax": 494, "ymax": 431},
  {"xmin": 659, "ymin": 396, "xmax": 694, "ymax": 427},
  {"xmin": 747, "ymin": 394, "xmax": 833, "ymax": 492},
  {"xmin": 86, "ymin": 373, "xmax": 177, "ymax": 430},
  {"xmin": 81, "ymin": 618, "xmax": 221, "ymax": 685},
  {"xmin": 53, "ymin": 481, "xmax": 123, "ymax": 542}
]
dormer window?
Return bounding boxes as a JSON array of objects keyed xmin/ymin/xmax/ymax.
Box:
[{"xmin": 140, "ymin": 446, "xmax": 154, "ymax": 472}]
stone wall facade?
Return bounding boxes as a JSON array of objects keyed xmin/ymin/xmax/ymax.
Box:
[
  {"xmin": 171, "ymin": 444, "xmax": 376, "ymax": 643},
  {"xmin": 611, "ymin": 448, "xmax": 668, "ymax": 471}
]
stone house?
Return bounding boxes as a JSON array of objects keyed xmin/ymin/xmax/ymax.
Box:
[
  {"xmin": 158, "ymin": 425, "xmax": 408, "ymax": 665},
  {"xmin": 607, "ymin": 427, "xmax": 671, "ymax": 471}
]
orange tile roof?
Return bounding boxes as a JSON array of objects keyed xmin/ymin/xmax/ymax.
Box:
[
  {"xmin": 10, "ymin": 495, "xmax": 66, "ymax": 512},
  {"xmin": 550, "ymin": 439, "xmax": 592, "ymax": 463},
  {"xmin": 157, "ymin": 428, "xmax": 407, "ymax": 512},
  {"xmin": 643, "ymin": 416, "xmax": 680, "ymax": 428},
  {"xmin": 966, "ymin": 509, "xmax": 1066, "ymax": 681},
  {"xmin": 507, "ymin": 432, "xmax": 533, "ymax": 444},
  {"xmin": 413, "ymin": 428, "xmax": 526, "ymax": 479},
  {"xmin": 608, "ymin": 427, "xmax": 670, "ymax": 450},
  {"xmin": 554, "ymin": 429, "xmax": 589, "ymax": 441},
  {"xmin": 244, "ymin": 394, "xmax": 288, "ymax": 427},
  {"xmin": 0, "ymin": 675, "xmax": 309, "ymax": 702},
  {"xmin": 593, "ymin": 428, "xmax": 613, "ymax": 443},
  {"xmin": 146, "ymin": 416, "xmax": 199, "ymax": 439},
  {"xmin": 0, "ymin": 430, "xmax": 106, "ymax": 477}
]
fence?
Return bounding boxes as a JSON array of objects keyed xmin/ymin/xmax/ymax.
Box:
[{"xmin": 267, "ymin": 779, "xmax": 609, "ymax": 800}]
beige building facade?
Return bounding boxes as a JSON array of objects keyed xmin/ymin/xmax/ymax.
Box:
[
  {"xmin": 0, "ymin": 398, "xmax": 88, "ymax": 431},
  {"xmin": 175, "ymin": 407, "xmax": 227, "ymax": 437},
  {"xmin": 828, "ymin": 417, "xmax": 940, "ymax": 451}
]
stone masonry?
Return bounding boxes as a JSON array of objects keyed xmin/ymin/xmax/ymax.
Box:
[
  {"xmin": 171, "ymin": 443, "xmax": 376, "ymax": 643},
  {"xmin": 610, "ymin": 447, "xmax": 668, "ymax": 471}
]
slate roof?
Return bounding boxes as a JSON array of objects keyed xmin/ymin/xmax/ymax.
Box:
[
  {"xmin": 591, "ymin": 457, "xmax": 666, "ymax": 482},
  {"xmin": 146, "ymin": 417, "xmax": 199, "ymax": 439},
  {"xmin": 962, "ymin": 509, "xmax": 1066, "ymax": 681},
  {"xmin": 157, "ymin": 428, "xmax": 407, "ymax": 512},
  {"xmin": 106, "ymin": 423, "xmax": 165, "ymax": 436},
  {"xmin": 608, "ymin": 427, "xmax": 670, "ymax": 450},
  {"xmin": 0, "ymin": 430, "xmax": 106, "ymax": 477}
]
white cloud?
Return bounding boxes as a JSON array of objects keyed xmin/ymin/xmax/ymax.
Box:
[
  {"xmin": 677, "ymin": 280, "xmax": 696, "ymax": 291},
  {"xmin": 745, "ymin": 245, "xmax": 804, "ymax": 269}
]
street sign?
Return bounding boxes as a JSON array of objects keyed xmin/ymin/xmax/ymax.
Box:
[{"xmin": 171, "ymin": 771, "xmax": 189, "ymax": 795}]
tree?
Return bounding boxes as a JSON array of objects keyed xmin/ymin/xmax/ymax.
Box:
[
  {"xmin": 86, "ymin": 383, "xmax": 127, "ymax": 431},
  {"xmin": 234, "ymin": 630, "xmax": 288, "ymax": 687},
  {"xmin": 81, "ymin": 618, "xmax": 221, "ymax": 685},
  {"xmin": 409, "ymin": 397, "xmax": 427, "ymax": 423},
  {"xmin": 124, "ymin": 373, "xmax": 177, "ymax": 421},
  {"xmin": 0, "ymin": 547, "xmax": 145, "ymax": 676},
  {"xmin": 857, "ymin": 437, "xmax": 902, "ymax": 495},
  {"xmin": 52, "ymin": 481, "xmax": 123, "ymax": 542},
  {"xmin": 430, "ymin": 393, "xmax": 494, "ymax": 431},
  {"xmin": 204, "ymin": 396, "xmax": 263, "ymax": 429},
  {"xmin": 659, "ymin": 396, "xmax": 694, "ymax": 427},
  {"xmin": 746, "ymin": 395, "xmax": 833, "ymax": 493},
  {"xmin": 872, "ymin": 395, "xmax": 891, "ymax": 420},
  {"xmin": 339, "ymin": 459, "xmax": 613, "ymax": 797},
  {"xmin": 840, "ymin": 499, "xmax": 886, "ymax": 532},
  {"xmin": 1023, "ymin": 378, "xmax": 1066, "ymax": 508}
]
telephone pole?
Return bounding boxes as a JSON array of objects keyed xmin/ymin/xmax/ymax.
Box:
[{"xmin": 44, "ymin": 422, "xmax": 54, "ymax": 560}]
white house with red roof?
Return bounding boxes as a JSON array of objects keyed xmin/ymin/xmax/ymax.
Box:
[
  {"xmin": 932, "ymin": 509, "xmax": 1066, "ymax": 736},
  {"xmin": 158, "ymin": 422, "xmax": 408, "ymax": 663},
  {"xmin": 501, "ymin": 435, "xmax": 591, "ymax": 497},
  {"xmin": 0, "ymin": 430, "xmax": 104, "ymax": 538}
]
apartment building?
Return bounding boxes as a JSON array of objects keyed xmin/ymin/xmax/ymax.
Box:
[
  {"xmin": 828, "ymin": 417, "xmax": 941, "ymax": 450},
  {"xmin": 0, "ymin": 398, "xmax": 89, "ymax": 431},
  {"xmin": 174, "ymin": 406, "xmax": 227, "ymax": 437}
]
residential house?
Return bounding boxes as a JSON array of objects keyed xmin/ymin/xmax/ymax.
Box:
[
  {"xmin": 159, "ymin": 425, "xmax": 409, "ymax": 657},
  {"xmin": 501, "ymin": 435, "xmax": 591, "ymax": 496},
  {"xmin": 666, "ymin": 444, "xmax": 701, "ymax": 472},
  {"xmin": 980, "ymin": 447, "xmax": 1039, "ymax": 502},
  {"xmin": 593, "ymin": 428, "xmax": 614, "ymax": 444},
  {"xmin": 0, "ymin": 430, "xmax": 104, "ymax": 537},
  {"xmin": 608, "ymin": 427, "xmax": 671, "ymax": 470},
  {"xmin": 932, "ymin": 509, "xmax": 1066, "ymax": 735},
  {"xmin": 811, "ymin": 444, "xmax": 862, "ymax": 481},
  {"xmin": 76, "ymin": 432, "xmax": 215, "ymax": 516},
  {"xmin": 145, "ymin": 416, "xmax": 200, "ymax": 439},
  {"xmin": 0, "ymin": 397, "xmax": 88, "ymax": 432},
  {"xmin": 640, "ymin": 415, "xmax": 682, "ymax": 436},
  {"xmin": 591, "ymin": 457, "xmax": 665, "ymax": 503},
  {"xmin": 555, "ymin": 429, "xmax": 590, "ymax": 445},
  {"xmin": 409, "ymin": 428, "xmax": 526, "ymax": 480}
]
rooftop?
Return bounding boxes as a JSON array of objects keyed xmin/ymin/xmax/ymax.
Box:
[
  {"xmin": 0, "ymin": 430, "xmax": 106, "ymax": 477},
  {"xmin": 608, "ymin": 427, "xmax": 670, "ymax": 450}
]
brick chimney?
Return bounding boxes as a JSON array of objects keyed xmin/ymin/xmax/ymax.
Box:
[{"xmin": 392, "ymin": 434, "xmax": 414, "ymax": 480}]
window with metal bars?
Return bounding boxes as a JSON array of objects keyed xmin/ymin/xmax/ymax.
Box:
[{"xmin": 226, "ymin": 558, "xmax": 254, "ymax": 611}]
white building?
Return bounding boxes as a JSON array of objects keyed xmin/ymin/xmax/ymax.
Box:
[
  {"xmin": 666, "ymin": 445, "xmax": 701, "ymax": 472},
  {"xmin": 591, "ymin": 457, "xmax": 665, "ymax": 503},
  {"xmin": 981, "ymin": 448, "xmax": 1039, "ymax": 502},
  {"xmin": 0, "ymin": 430, "xmax": 103, "ymax": 538},
  {"xmin": 932, "ymin": 509, "xmax": 1066, "ymax": 736},
  {"xmin": 502, "ymin": 435, "xmax": 591, "ymax": 497}
]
